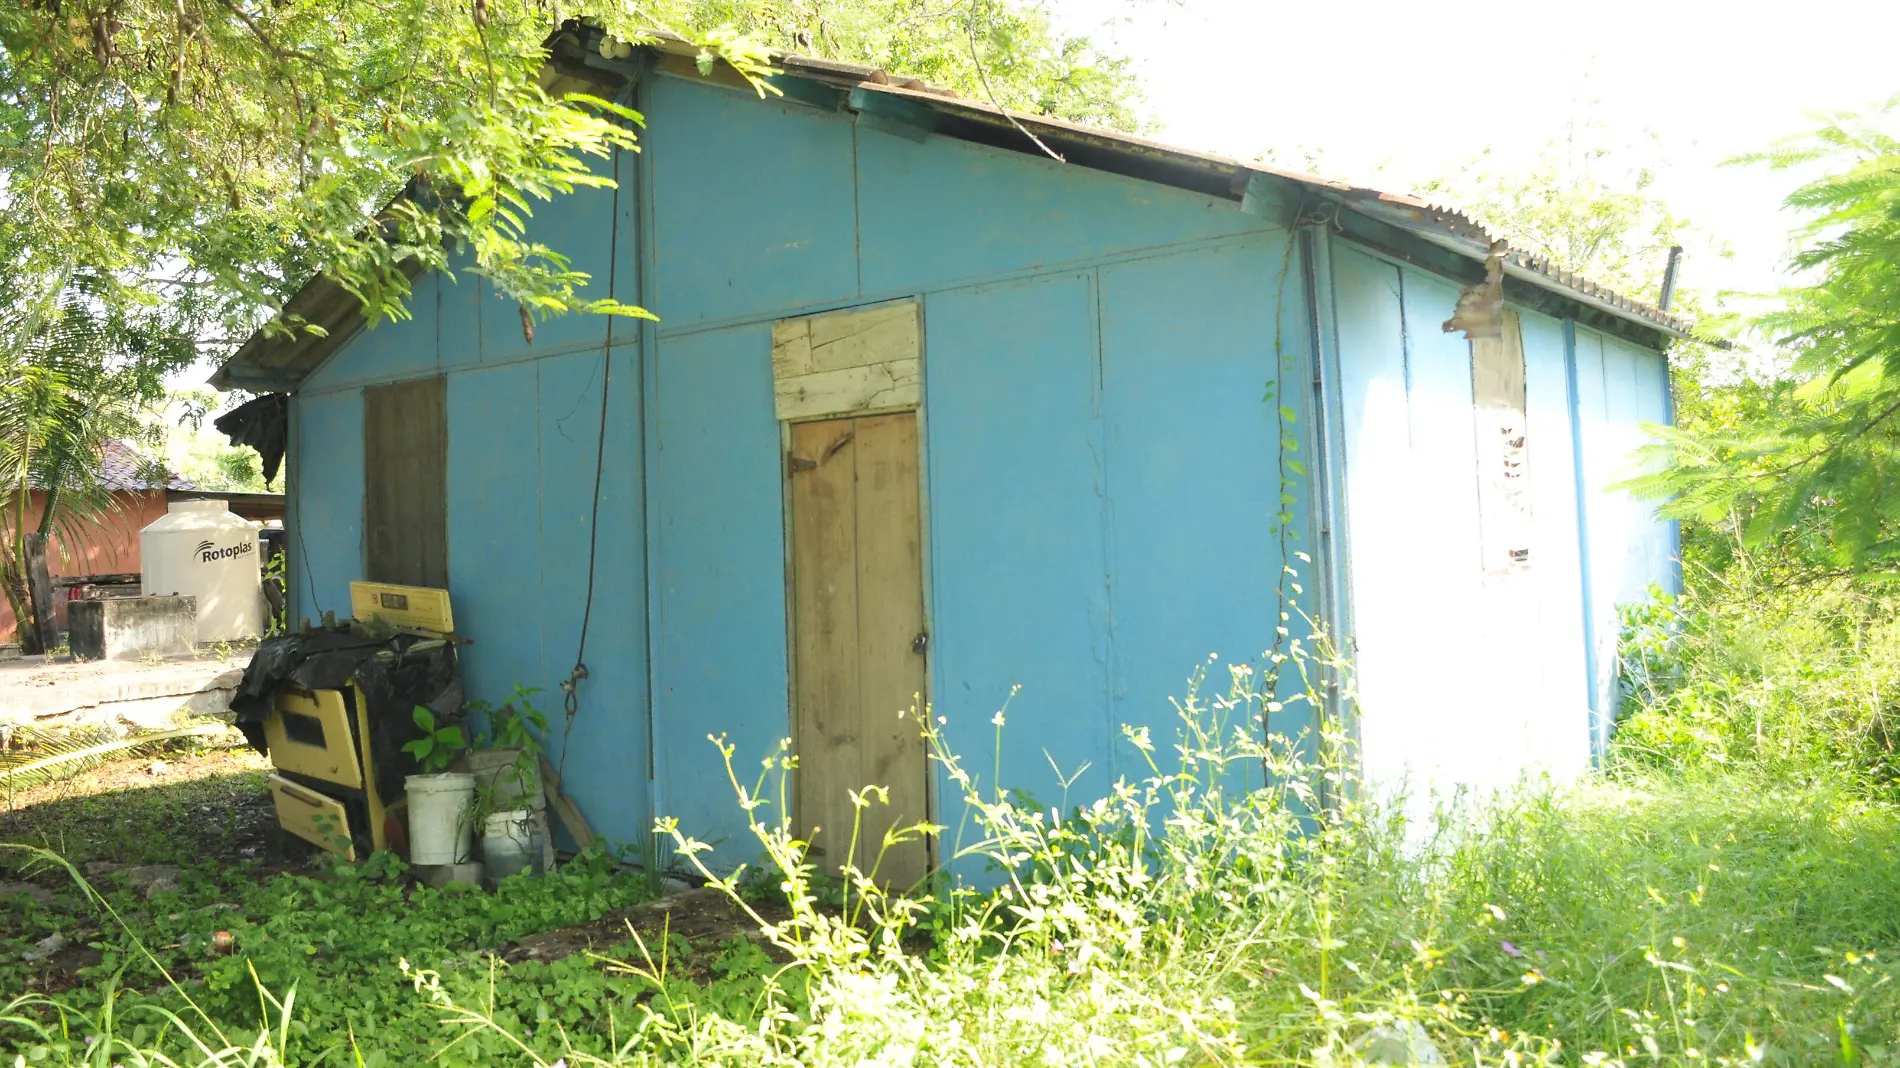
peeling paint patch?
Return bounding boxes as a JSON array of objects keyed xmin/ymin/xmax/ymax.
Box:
[{"xmin": 1470, "ymin": 308, "xmax": 1533, "ymax": 574}]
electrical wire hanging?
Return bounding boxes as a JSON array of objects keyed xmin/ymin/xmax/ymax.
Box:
[{"xmin": 556, "ymin": 132, "xmax": 624, "ymax": 786}]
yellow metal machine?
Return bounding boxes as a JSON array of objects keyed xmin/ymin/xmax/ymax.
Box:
[{"xmin": 263, "ymin": 581, "xmax": 457, "ymax": 860}]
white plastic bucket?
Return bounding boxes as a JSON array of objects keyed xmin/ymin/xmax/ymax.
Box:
[
  {"xmin": 407, "ymin": 773, "xmax": 476, "ymax": 864},
  {"xmin": 481, "ymin": 809, "xmax": 539, "ymax": 882}
]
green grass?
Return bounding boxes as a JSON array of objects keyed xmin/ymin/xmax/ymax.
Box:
[
  {"xmin": 0, "ymin": 751, "xmax": 686, "ymax": 1065},
  {"xmin": 0, "ymin": 746, "xmax": 275, "ymax": 868},
  {"xmin": 5, "ymin": 651, "xmax": 1900, "ymax": 1066},
  {"xmin": 1433, "ymin": 773, "xmax": 1900, "ymax": 1064}
]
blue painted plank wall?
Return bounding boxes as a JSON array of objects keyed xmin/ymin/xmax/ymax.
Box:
[
  {"xmin": 634, "ymin": 75, "xmax": 1316, "ymax": 857},
  {"xmin": 648, "ymin": 322, "xmax": 788, "ymax": 865},
  {"xmin": 535, "ymin": 348, "xmax": 649, "ymax": 844},
  {"xmin": 1331, "ymin": 243, "xmax": 1540, "ymax": 800},
  {"xmin": 857, "ymin": 124, "xmax": 1273, "ymax": 297},
  {"xmin": 643, "ymin": 78, "xmax": 859, "ymax": 327},
  {"xmin": 287, "ymin": 390, "xmax": 364, "ymax": 624},
  {"xmin": 284, "ymin": 68, "xmax": 1682, "ymax": 874},
  {"xmin": 1098, "ymin": 237, "xmax": 1311, "ymax": 788},
  {"xmin": 1574, "ymin": 327, "xmax": 1676, "ymax": 741},
  {"xmin": 641, "ymin": 72, "xmax": 1278, "ymax": 334},
  {"xmin": 1328, "ymin": 238, "xmax": 1674, "ymax": 796},
  {"xmin": 444, "ymin": 361, "xmax": 543, "ymax": 712},
  {"xmin": 923, "ymin": 272, "xmax": 1113, "ymax": 831},
  {"xmin": 1328, "ymin": 246, "xmax": 1425, "ymax": 794},
  {"xmin": 1520, "ymin": 309, "xmax": 1592, "ymax": 772}
]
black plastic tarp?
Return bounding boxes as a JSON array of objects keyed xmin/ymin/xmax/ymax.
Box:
[
  {"xmin": 214, "ymin": 394, "xmax": 288, "ymax": 487},
  {"xmin": 232, "ymin": 627, "xmax": 464, "ymax": 799}
]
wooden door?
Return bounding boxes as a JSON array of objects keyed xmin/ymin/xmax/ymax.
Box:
[
  {"xmin": 788, "ymin": 411, "xmax": 930, "ymax": 887},
  {"xmin": 363, "ymin": 377, "xmax": 448, "ymax": 589}
]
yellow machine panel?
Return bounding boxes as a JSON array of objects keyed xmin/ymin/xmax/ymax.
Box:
[
  {"xmin": 349, "ymin": 581, "xmax": 454, "ymax": 634},
  {"xmin": 268, "ymin": 773, "xmax": 357, "ymax": 860},
  {"xmin": 261, "ymin": 583, "xmax": 453, "ymax": 861},
  {"xmin": 264, "ymin": 688, "xmax": 363, "ymax": 789}
]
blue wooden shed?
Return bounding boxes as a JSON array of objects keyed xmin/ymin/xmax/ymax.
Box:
[{"xmin": 214, "ymin": 30, "xmax": 1686, "ymax": 877}]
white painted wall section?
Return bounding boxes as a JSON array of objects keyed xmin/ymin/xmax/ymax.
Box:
[{"xmin": 1326, "ymin": 241, "xmax": 1671, "ymax": 809}]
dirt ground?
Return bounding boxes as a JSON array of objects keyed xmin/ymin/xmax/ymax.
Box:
[
  {"xmin": 1, "ymin": 744, "xmax": 789, "ymax": 992},
  {"xmin": 0, "ymin": 742, "xmax": 278, "ymax": 868},
  {"xmin": 502, "ymin": 886, "xmax": 793, "ymax": 975},
  {"xmin": 0, "ymin": 743, "xmax": 282, "ymax": 993}
]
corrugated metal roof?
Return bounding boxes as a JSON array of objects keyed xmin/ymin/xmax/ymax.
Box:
[
  {"xmin": 34, "ymin": 441, "xmax": 195, "ymax": 493},
  {"xmin": 213, "ymin": 25, "xmax": 1694, "ymax": 390},
  {"xmin": 744, "ymin": 39, "xmax": 1696, "ymax": 340},
  {"xmin": 98, "ymin": 441, "xmax": 194, "ymax": 492}
]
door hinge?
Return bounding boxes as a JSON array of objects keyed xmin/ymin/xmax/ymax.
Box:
[
  {"xmin": 787, "ymin": 454, "xmax": 817, "ymax": 475},
  {"xmin": 911, "ymin": 631, "xmax": 929, "ymax": 654}
]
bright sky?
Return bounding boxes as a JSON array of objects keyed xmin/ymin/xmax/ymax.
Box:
[{"xmin": 1055, "ymin": 0, "xmax": 1900, "ymax": 301}]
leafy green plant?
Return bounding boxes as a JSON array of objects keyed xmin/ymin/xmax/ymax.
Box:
[
  {"xmin": 1639, "ymin": 101, "xmax": 1900, "ymax": 579},
  {"xmin": 479, "ymin": 685, "xmax": 551, "ymax": 754},
  {"xmin": 402, "ymin": 705, "xmax": 468, "ymax": 776},
  {"xmin": 466, "ymin": 685, "xmax": 550, "ymax": 830},
  {"xmin": 1613, "ymin": 570, "xmax": 1900, "ymax": 792},
  {"xmin": 14, "ymin": 620, "xmax": 1900, "ymax": 1065},
  {"xmin": 366, "ymin": 628, "xmax": 1900, "ymax": 1067}
]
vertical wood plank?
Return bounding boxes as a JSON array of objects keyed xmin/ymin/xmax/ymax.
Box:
[
  {"xmin": 1473, "ymin": 309, "xmax": 1532, "ymax": 574},
  {"xmin": 789, "ymin": 417, "xmax": 861, "ymax": 874},
  {"xmin": 364, "ymin": 377, "xmax": 449, "ymax": 589},
  {"xmin": 850, "ymin": 412, "xmax": 930, "ymax": 886}
]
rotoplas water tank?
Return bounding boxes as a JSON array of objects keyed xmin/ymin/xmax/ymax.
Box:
[{"xmin": 140, "ymin": 500, "xmax": 266, "ymax": 642}]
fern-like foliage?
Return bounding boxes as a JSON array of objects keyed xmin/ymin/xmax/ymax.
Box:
[{"xmin": 1639, "ymin": 99, "xmax": 1900, "ymax": 578}]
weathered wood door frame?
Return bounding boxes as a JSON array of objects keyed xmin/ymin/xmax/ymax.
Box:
[{"xmin": 773, "ymin": 299, "xmax": 934, "ymax": 886}]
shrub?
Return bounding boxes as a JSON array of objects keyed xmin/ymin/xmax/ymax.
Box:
[{"xmin": 1615, "ymin": 575, "xmax": 1900, "ymax": 791}]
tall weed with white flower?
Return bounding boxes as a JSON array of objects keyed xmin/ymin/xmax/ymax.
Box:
[{"xmin": 356, "ymin": 626, "xmax": 1900, "ymax": 1066}]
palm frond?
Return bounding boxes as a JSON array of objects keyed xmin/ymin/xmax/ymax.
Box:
[{"xmin": 0, "ymin": 723, "xmax": 225, "ymax": 792}]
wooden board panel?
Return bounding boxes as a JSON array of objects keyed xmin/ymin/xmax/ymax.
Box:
[
  {"xmin": 773, "ymin": 302, "xmax": 920, "ymax": 421},
  {"xmin": 808, "ymin": 303, "xmax": 920, "ymax": 372},
  {"xmin": 790, "ymin": 417, "xmax": 863, "ymax": 875},
  {"xmin": 850, "ymin": 412, "xmax": 929, "ymax": 886},
  {"xmin": 363, "ymin": 377, "xmax": 448, "ymax": 589},
  {"xmin": 778, "ymin": 359, "xmax": 922, "ymax": 422},
  {"xmin": 348, "ymin": 581, "xmax": 455, "ymax": 632},
  {"xmin": 788, "ymin": 413, "xmax": 929, "ymax": 886},
  {"xmin": 1472, "ymin": 309, "xmax": 1532, "ymax": 574}
]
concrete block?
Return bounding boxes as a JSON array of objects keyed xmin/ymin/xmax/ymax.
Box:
[{"xmin": 69, "ymin": 596, "xmax": 197, "ymax": 662}]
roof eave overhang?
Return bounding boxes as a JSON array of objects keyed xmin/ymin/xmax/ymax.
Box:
[
  {"xmin": 1347, "ymin": 198, "xmax": 1696, "ymax": 343},
  {"xmin": 764, "ymin": 69, "xmax": 1692, "ymax": 347},
  {"xmin": 213, "ymin": 27, "xmax": 1691, "ymax": 392}
]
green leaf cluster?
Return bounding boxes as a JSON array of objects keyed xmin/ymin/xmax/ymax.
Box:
[
  {"xmin": 403, "ymin": 705, "xmax": 468, "ymax": 775},
  {"xmin": 0, "ymin": 0, "xmax": 1144, "ymax": 356},
  {"xmin": 0, "ymin": 844, "xmax": 705, "ymax": 1065},
  {"xmin": 0, "ymin": 235, "xmax": 207, "ymax": 641},
  {"xmin": 661, "ymin": 0, "xmax": 1146, "ymax": 130},
  {"xmin": 1640, "ymin": 99, "xmax": 1900, "ymax": 578}
]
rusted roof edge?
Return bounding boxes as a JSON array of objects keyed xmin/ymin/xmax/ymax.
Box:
[{"xmin": 1346, "ymin": 199, "xmax": 1696, "ymax": 341}]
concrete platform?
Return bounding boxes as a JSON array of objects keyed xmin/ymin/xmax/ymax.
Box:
[{"xmin": 0, "ymin": 648, "xmax": 253, "ymax": 730}]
